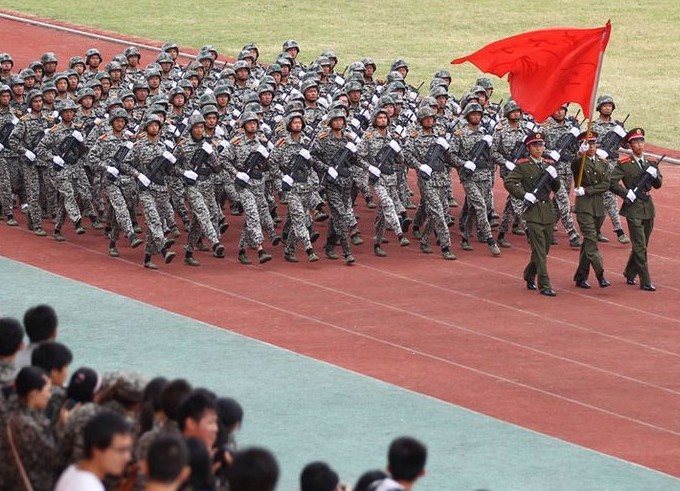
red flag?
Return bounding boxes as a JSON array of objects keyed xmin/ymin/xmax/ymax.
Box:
[{"xmin": 452, "ymin": 22, "xmax": 611, "ymax": 122}]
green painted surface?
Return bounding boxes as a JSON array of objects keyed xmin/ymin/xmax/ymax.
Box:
[{"xmin": 2, "ymin": 256, "xmax": 679, "ymax": 491}]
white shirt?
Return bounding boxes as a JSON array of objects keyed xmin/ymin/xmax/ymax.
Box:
[{"xmin": 54, "ymin": 465, "xmax": 105, "ymax": 491}]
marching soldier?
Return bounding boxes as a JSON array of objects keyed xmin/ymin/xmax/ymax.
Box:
[
  {"xmin": 609, "ymin": 128, "xmax": 662, "ymax": 291},
  {"xmin": 0, "ymin": 83, "xmax": 20, "ymax": 225}
]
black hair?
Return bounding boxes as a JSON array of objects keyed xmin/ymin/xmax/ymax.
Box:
[
  {"xmin": 23, "ymin": 304, "xmax": 58, "ymax": 343},
  {"xmin": 139, "ymin": 376, "xmax": 169, "ymax": 434},
  {"xmin": 185, "ymin": 436, "xmax": 216, "ymax": 490},
  {"xmin": 228, "ymin": 447, "xmax": 279, "ymax": 491},
  {"xmin": 216, "ymin": 397, "xmax": 244, "ymax": 428},
  {"xmin": 354, "ymin": 470, "xmax": 388, "ymax": 491},
  {"xmin": 15, "ymin": 366, "xmax": 48, "ymax": 398},
  {"xmin": 147, "ymin": 433, "xmax": 189, "ymax": 484},
  {"xmin": 388, "ymin": 436, "xmax": 427, "ymax": 482},
  {"xmin": 160, "ymin": 378, "xmax": 193, "ymax": 422},
  {"xmin": 83, "ymin": 410, "xmax": 131, "ymax": 458},
  {"xmin": 66, "ymin": 367, "xmax": 99, "ymax": 403},
  {"xmin": 178, "ymin": 391, "xmax": 217, "ymax": 432},
  {"xmin": 300, "ymin": 461, "xmax": 339, "ymax": 491},
  {"xmin": 31, "ymin": 341, "xmax": 73, "ymax": 372},
  {"xmin": 0, "ymin": 317, "xmax": 24, "ymax": 356}
]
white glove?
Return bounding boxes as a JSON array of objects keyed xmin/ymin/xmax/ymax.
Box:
[
  {"xmin": 183, "ymin": 170, "xmax": 198, "ymax": 180},
  {"xmin": 334, "ymin": 75, "xmax": 345, "ymax": 86},
  {"xmin": 549, "ymin": 150, "xmax": 561, "ymax": 161},
  {"xmin": 256, "ymin": 145, "xmax": 269, "ymax": 158},
  {"xmin": 579, "ymin": 142, "xmax": 589, "ymax": 153},
  {"xmin": 201, "ymin": 141, "xmax": 214, "ymax": 154},
  {"xmin": 368, "ymin": 165, "xmax": 381, "ymax": 177},
  {"xmin": 218, "ymin": 139, "xmax": 230, "ymax": 150},
  {"xmin": 282, "ymin": 175, "xmax": 294, "ymax": 187},
  {"xmin": 526, "ymin": 121, "xmax": 537, "ymax": 132},
  {"xmin": 569, "ymin": 127, "xmax": 580, "ymax": 138},
  {"xmin": 163, "ymin": 139, "xmax": 174, "ymax": 149},
  {"xmin": 595, "ymin": 148, "xmax": 608, "ymax": 159},
  {"xmin": 162, "ymin": 150, "xmax": 177, "ymax": 164},
  {"xmin": 524, "ymin": 192, "xmax": 537, "ymax": 204},
  {"xmin": 203, "ymin": 88, "xmax": 213, "ymax": 94},
  {"xmin": 52, "ymin": 155, "xmax": 65, "ymax": 167},
  {"xmin": 573, "ymin": 186, "xmax": 585, "ymax": 197},
  {"xmin": 482, "ymin": 134, "xmax": 493, "ymax": 146},
  {"xmin": 613, "ymin": 125, "xmax": 627, "ymax": 138},
  {"xmin": 24, "ymin": 150, "xmax": 36, "ymax": 162},
  {"xmin": 167, "ymin": 124, "xmax": 180, "ymax": 137},
  {"xmin": 125, "ymin": 130, "xmax": 135, "ymax": 138},
  {"xmin": 350, "ymin": 118, "xmax": 361, "ymax": 130},
  {"xmin": 299, "ymin": 148, "xmax": 311, "ymax": 160},
  {"xmin": 236, "ymin": 171, "xmax": 250, "ymax": 184},
  {"xmin": 645, "ymin": 166, "xmax": 658, "ymax": 179},
  {"xmin": 0, "ymin": 143, "xmax": 4, "ymax": 152},
  {"xmin": 504, "ymin": 160, "xmax": 515, "ymax": 171},
  {"xmin": 626, "ymin": 189, "xmax": 637, "ymax": 202},
  {"xmin": 137, "ymin": 173, "xmax": 151, "ymax": 187},
  {"xmin": 215, "ymin": 126, "xmax": 225, "ymax": 137},
  {"xmin": 232, "ymin": 109, "xmax": 242, "ymax": 118},
  {"xmin": 345, "ymin": 141, "xmax": 357, "ymax": 153},
  {"xmin": 436, "ymin": 137, "xmax": 450, "ymax": 150},
  {"xmin": 389, "ymin": 140, "xmax": 402, "ymax": 153},
  {"xmin": 545, "ymin": 165, "xmax": 557, "ymax": 179},
  {"xmin": 327, "ymin": 167, "xmax": 339, "ymax": 179},
  {"xmin": 418, "ymin": 164, "xmax": 432, "ymax": 176},
  {"xmin": 464, "ymin": 161, "xmax": 476, "ymax": 171},
  {"xmin": 261, "ymin": 123, "xmax": 272, "ymax": 133},
  {"xmin": 106, "ymin": 166, "xmax": 120, "ymax": 177},
  {"xmin": 123, "ymin": 141, "xmax": 134, "ymax": 150},
  {"xmin": 72, "ymin": 130, "xmax": 84, "ymax": 142}
]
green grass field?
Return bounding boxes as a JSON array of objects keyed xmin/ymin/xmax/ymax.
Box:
[{"xmin": 1, "ymin": 0, "xmax": 678, "ymax": 148}]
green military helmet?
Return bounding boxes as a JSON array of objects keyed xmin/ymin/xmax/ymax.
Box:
[
  {"xmin": 197, "ymin": 93, "xmax": 216, "ymax": 107},
  {"xmin": 330, "ymin": 100, "xmax": 349, "ymax": 114},
  {"xmin": 288, "ymin": 92, "xmax": 305, "ymax": 105},
  {"xmin": 275, "ymin": 57, "xmax": 292, "ymax": 68},
  {"xmin": 430, "ymin": 86, "xmax": 448, "ymax": 98},
  {"xmin": 26, "ymin": 89, "xmax": 43, "ymax": 104},
  {"xmin": 162, "ymin": 41, "xmax": 179, "ymax": 53},
  {"xmin": 378, "ymin": 94, "xmax": 395, "ymax": 107},
  {"xmin": 596, "ymin": 94, "xmax": 615, "ymax": 111},
  {"xmin": 57, "ymin": 99, "xmax": 78, "ymax": 112},
  {"xmin": 320, "ymin": 50, "xmax": 337, "ymax": 63},
  {"xmin": 41, "ymin": 52, "xmax": 58, "ymax": 64},
  {"xmin": 307, "ymin": 63, "xmax": 323, "ymax": 76},
  {"xmin": 240, "ymin": 111, "xmax": 260, "ymax": 127},
  {"xmin": 85, "ymin": 47, "xmax": 102, "ymax": 60},
  {"xmin": 391, "ymin": 93, "xmax": 404, "ymax": 105},
  {"xmin": 201, "ymin": 104, "xmax": 219, "ymax": 117},
  {"xmin": 416, "ymin": 106, "xmax": 437, "ymax": 121},
  {"xmin": 331, "ymin": 91, "xmax": 348, "ymax": 102},
  {"xmin": 258, "ymin": 84, "xmax": 275, "ymax": 96},
  {"xmin": 244, "ymin": 102, "xmax": 263, "ymax": 114},
  {"xmin": 243, "ymin": 43, "xmax": 260, "ymax": 57},
  {"xmin": 347, "ymin": 73, "xmax": 364, "ymax": 84},
  {"xmin": 345, "ymin": 81, "xmax": 362, "ymax": 93},
  {"xmin": 95, "ymin": 71, "xmax": 111, "ymax": 82},
  {"xmin": 107, "ymin": 61, "xmax": 123, "ymax": 73},
  {"xmin": 328, "ymin": 108, "xmax": 347, "ymax": 122},
  {"xmin": 9, "ymin": 75, "xmax": 24, "ymax": 87},
  {"xmin": 188, "ymin": 112, "xmax": 206, "ymax": 128},
  {"xmin": 232, "ymin": 60, "xmax": 250, "ymax": 72},
  {"xmin": 470, "ymin": 85, "xmax": 487, "ymax": 96},
  {"xmin": 429, "ymin": 78, "xmax": 448, "ymax": 90},
  {"xmin": 238, "ymin": 49, "xmax": 255, "ymax": 61},
  {"xmin": 41, "ymin": 81, "xmax": 57, "ymax": 95},
  {"xmin": 300, "ymin": 79, "xmax": 319, "ymax": 94},
  {"xmin": 87, "ymin": 78, "xmax": 103, "ymax": 90},
  {"xmin": 242, "ymin": 91, "xmax": 259, "ymax": 106},
  {"xmin": 69, "ymin": 56, "xmax": 85, "ymax": 69},
  {"xmin": 201, "ymin": 44, "xmax": 218, "ymax": 56},
  {"xmin": 266, "ymin": 63, "xmax": 282, "ymax": 75},
  {"xmin": 124, "ymin": 46, "xmax": 141, "ymax": 58},
  {"xmin": 148, "ymin": 104, "xmax": 167, "ymax": 116},
  {"xmin": 390, "ymin": 59, "xmax": 409, "ymax": 72},
  {"xmin": 196, "ymin": 50, "xmax": 214, "ymax": 63},
  {"xmin": 145, "ymin": 67, "xmax": 161, "ymax": 79},
  {"xmin": 284, "ymin": 100, "xmax": 305, "ymax": 115},
  {"xmin": 349, "ymin": 61, "xmax": 366, "ymax": 73},
  {"xmin": 0, "ymin": 53, "xmax": 13, "ymax": 65},
  {"xmin": 65, "ymin": 69, "xmax": 80, "ymax": 80},
  {"xmin": 213, "ymin": 84, "xmax": 232, "ymax": 98},
  {"xmin": 282, "ymin": 39, "xmax": 300, "ymax": 53},
  {"xmin": 459, "ymin": 92, "xmax": 477, "ymax": 110},
  {"xmin": 106, "ymin": 96, "xmax": 122, "ymax": 109},
  {"xmin": 156, "ymin": 52, "xmax": 173, "ymax": 64},
  {"xmin": 463, "ymin": 102, "xmax": 484, "ymax": 118},
  {"xmin": 386, "ymin": 71, "xmax": 404, "ymax": 84},
  {"xmin": 316, "ymin": 56, "xmax": 331, "ymax": 67},
  {"xmin": 371, "ymin": 107, "xmax": 389, "ymax": 126},
  {"xmin": 113, "ymin": 54, "xmax": 128, "ymax": 67},
  {"xmin": 119, "ymin": 89, "xmax": 135, "ymax": 101},
  {"xmin": 361, "ymin": 57, "xmax": 377, "ymax": 70},
  {"xmin": 259, "ymin": 76, "xmax": 276, "ymax": 87},
  {"xmin": 434, "ymin": 70, "xmax": 452, "ymax": 81},
  {"xmin": 53, "ymin": 72, "xmax": 69, "ymax": 85},
  {"xmin": 286, "ymin": 112, "xmax": 306, "ymax": 131},
  {"xmin": 76, "ymin": 88, "xmax": 95, "ymax": 103},
  {"xmin": 133, "ymin": 80, "xmax": 150, "ymax": 92},
  {"xmin": 168, "ymin": 85, "xmax": 185, "ymax": 100},
  {"xmin": 503, "ymin": 99, "xmax": 521, "ymax": 114},
  {"xmin": 475, "ymin": 77, "xmax": 493, "ymax": 90},
  {"xmin": 420, "ymin": 96, "xmax": 438, "ymax": 109},
  {"xmin": 141, "ymin": 113, "xmax": 164, "ymax": 130},
  {"xmin": 0, "ymin": 83, "xmax": 10, "ymax": 95},
  {"xmin": 177, "ymin": 79, "xmax": 194, "ymax": 91},
  {"xmin": 29, "ymin": 61, "xmax": 43, "ymax": 72},
  {"xmin": 149, "ymin": 93, "xmax": 169, "ymax": 107},
  {"xmin": 109, "ymin": 107, "xmax": 129, "ymax": 122},
  {"xmin": 386, "ymin": 81, "xmax": 406, "ymax": 93}
]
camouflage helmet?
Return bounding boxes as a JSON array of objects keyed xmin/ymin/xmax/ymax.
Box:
[
  {"xmin": 257, "ymin": 84, "xmax": 275, "ymax": 97},
  {"xmin": 242, "ymin": 43, "xmax": 260, "ymax": 57},
  {"xmin": 156, "ymin": 52, "xmax": 173, "ymax": 64},
  {"xmin": 105, "ymin": 96, "xmax": 122, "ymax": 109},
  {"xmin": 503, "ymin": 99, "xmax": 521, "ymax": 114},
  {"xmin": 41, "ymin": 81, "xmax": 57, "ymax": 95},
  {"xmin": 242, "ymin": 91, "xmax": 259, "ymax": 106},
  {"xmin": 391, "ymin": 93, "xmax": 404, "ymax": 105},
  {"xmin": 8, "ymin": 75, "xmax": 24, "ymax": 87},
  {"xmin": 238, "ymin": 49, "xmax": 255, "ymax": 61},
  {"xmin": 471, "ymin": 85, "xmax": 487, "ymax": 96},
  {"xmin": 266, "ymin": 63, "xmax": 282, "ymax": 75},
  {"xmin": 232, "ymin": 60, "xmax": 250, "ymax": 72},
  {"xmin": 124, "ymin": 46, "xmax": 141, "ymax": 58},
  {"xmin": 370, "ymin": 107, "xmax": 389, "ymax": 126},
  {"xmin": 259, "ymin": 75, "xmax": 276, "ymax": 87},
  {"xmin": 199, "ymin": 92, "xmax": 217, "ymax": 107},
  {"xmin": 463, "ymin": 102, "xmax": 484, "ymax": 118},
  {"xmin": 328, "ymin": 108, "xmax": 346, "ymax": 121},
  {"xmin": 87, "ymin": 78, "xmax": 103, "ymax": 90},
  {"xmin": 386, "ymin": 71, "xmax": 404, "ymax": 84},
  {"xmin": 106, "ymin": 61, "xmax": 123, "ymax": 73},
  {"xmin": 133, "ymin": 79, "xmax": 150, "ymax": 92},
  {"xmin": 285, "ymin": 112, "xmax": 306, "ymax": 131},
  {"xmin": 148, "ymin": 104, "xmax": 167, "ymax": 116},
  {"xmin": 57, "ymin": 99, "xmax": 78, "ymax": 112},
  {"xmin": 430, "ymin": 86, "xmax": 448, "ymax": 98},
  {"xmin": 282, "ymin": 39, "xmax": 300, "ymax": 52},
  {"xmin": 110, "ymin": 372, "xmax": 146, "ymax": 404},
  {"xmin": 200, "ymin": 44, "xmax": 218, "ymax": 57},
  {"xmin": 26, "ymin": 89, "xmax": 43, "ymax": 105},
  {"xmin": 434, "ymin": 70, "xmax": 452, "ymax": 81},
  {"xmin": 85, "ymin": 48, "xmax": 102, "ymax": 62},
  {"xmin": 41, "ymin": 52, "xmax": 58, "ymax": 64},
  {"xmin": 196, "ymin": 50, "xmax": 214, "ymax": 63},
  {"xmin": 188, "ymin": 112, "xmax": 206, "ymax": 128},
  {"xmin": 390, "ymin": 59, "xmax": 409, "ymax": 72},
  {"xmin": 300, "ymin": 79, "xmax": 319, "ymax": 94},
  {"xmin": 240, "ymin": 111, "xmax": 259, "ymax": 127},
  {"xmin": 65, "ymin": 69, "xmax": 80, "ymax": 80},
  {"xmin": 145, "ymin": 67, "xmax": 161, "ymax": 79},
  {"xmin": 149, "ymin": 93, "xmax": 169, "ymax": 106},
  {"xmin": 53, "ymin": 72, "xmax": 69, "ymax": 84},
  {"xmin": 113, "ymin": 54, "xmax": 128, "ymax": 67},
  {"xmin": 320, "ymin": 50, "xmax": 337, "ymax": 63},
  {"xmin": 0, "ymin": 83, "xmax": 10, "ymax": 95},
  {"xmin": 95, "ymin": 71, "xmax": 111, "ymax": 82},
  {"xmin": 184, "ymin": 69, "xmax": 200, "ymax": 80},
  {"xmin": 330, "ymin": 100, "xmax": 349, "ymax": 114},
  {"xmin": 284, "ymin": 100, "xmax": 305, "ymax": 115},
  {"xmin": 361, "ymin": 57, "xmax": 377, "ymax": 70},
  {"xmin": 109, "ymin": 107, "xmax": 129, "ymax": 122},
  {"xmin": 200, "ymin": 104, "xmax": 219, "ymax": 117},
  {"xmin": 416, "ymin": 106, "xmax": 437, "ymax": 121},
  {"xmin": 0, "ymin": 53, "xmax": 13, "ymax": 65},
  {"xmin": 475, "ymin": 77, "xmax": 494, "ymax": 90},
  {"xmin": 349, "ymin": 61, "xmax": 366, "ymax": 73},
  {"xmin": 275, "ymin": 57, "xmax": 292, "ymax": 68},
  {"xmin": 420, "ymin": 96, "xmax": 438, "ymax": 109},
  {"xmin": 244, "ymin": 102, "xmax": 263, "ymax": 114},
  {"xmin": 213, "ymin": 84, "xmax": 232, "ymax": 98},
  {"xmin": 429, "ymin": 78, "xmax": 448, "ymax": 90},
  {"xmin": 177, "ymin": 79, "xmax": 193, "ymax": 91},
  {"xmin": 169, "ymin": 85, "xmax": 186, "ymax": 100},
  {"xmin": 386, "ymin": 81, "xmax": 406, "ymax": 93},
  {"xmin": 69, "ymin": 56, "xmax": 85, "ymax": 69},
  {"xmin": 141, "ymin": 113, "xmax": 163, "ymax": 129},
  {"xmin": 596, "ymin": 94, "xmax": 615, "ymax": 111},
  {"xmin": 76, "ymin": 87, "xmax": 95, "ymax": 103},
  {"xmin": 119, "ymin": 89, "xmax": 135, "ymax": 101},
  {"xmin": 345, "ymin": 81, "xmax": 362, "ymax": 93},
  {"xmin": 316, "ymin": 55, "xmax": 332, "ymax": 67},
  {"xmin": 29, "ymin": 61, "xmax": 44, "ymax": 72},
  {"xmin": 378, "ymin": 94, "xmax": 395, "ymax": 107},
  {"xmin": 162, "ymin": 41, "xmax": 179, "ymax": 53}
]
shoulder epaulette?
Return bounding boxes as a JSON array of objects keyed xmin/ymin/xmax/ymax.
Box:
[
  {"xmin": 137, "ymin": 131, "xmax": 147, "ymax": 139},
  {"xmin": 517, "ymin": 158, "xmax": 529, "ymax": 164},
  {"xmin": 544, "ymin": 158, "xmax": 556, "ymax": 164},
  {"xmin": 619, "ymin": 155, "xmax": 632, "ymax": 164},
  {"xmin": 275, "ymin": 137, "xmax": 286, "ymax": 147}
]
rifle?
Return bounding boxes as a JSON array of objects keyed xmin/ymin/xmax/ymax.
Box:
[
  {"xmin": 567, "ymin": 108, "xmax": 581, "ymax": 127},
  {"xmin": 462, "ymin": 135, "xmax": 493, "ymax": 178},
  {"xmin": 54, "ymin": 130, "xmax": 86, "ymax": 169},
  {"xmin": 0, "ymin": 115, "xmax": 19, "ymax": 149},
  {"xmin": 21, "ymin": 127, "xmax": 50, "ymax": 164},
  {"xmin": 144, "ymin": 150, "xmax": 177, "ymax": 186},
  {"xmin": 106, "ymin": 140, "xmax": 134, "ymax": 181},
  {"xmin": 551, "ymin": 126, "xmax": 580, "ymax": 162},
  {"xmin": 327, "ymin": 141, "xmax": 357, "ymax": 181},
  {"xmin": 626, "ymin": 155, "xmax": 665, "ymax": 204},
  {"xmin": 369, "ymin": 140, "xmax": 401, "ymax": 183},
  {"xmin": 236, "ymin": 145, "xmax": 269, "ymax": 187},
  {"xmin": 599, "ymin": 113, "xmax": 630, "ymax": 158},
  {"xmin": 282, "ymin": 147, "xmax": 312, "ymax": 191},
  {"xmin": 349, "ymin": 108, "xmax": 371, "ymax": 136},
  {"xmin": 524, "ymin": 166, "xmax": 557, "ymax": 206},
  {"xmin": 186, "ymin": 141, "xmax": 215, "ymax": 184}
]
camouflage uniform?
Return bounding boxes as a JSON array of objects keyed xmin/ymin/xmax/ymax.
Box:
[
  {"xmin": 592, "ymin": 116, "xmax": 625, "ymax": 235},
  {"xmin": 0, "ymin": 359, "xmax": 17, "ymax": 385},
  {"xmin": 0, "ymin": 104, "xmax": 19, "ymax": 219},
  {"xmin": 57, "ymin": 402, "xmax": 101, "ymax": 470}
]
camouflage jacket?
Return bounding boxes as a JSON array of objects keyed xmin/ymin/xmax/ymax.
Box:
[
  {"xmin": 87, "ymin": 129, "xmax": 138, "ymax": 184},
  {"xmin": 310, "ymin": 129, "xmax": 357, "ymax": 188},
  {"xmin": 543, "ymin": 117, "xmax": 580, "ymax": 169},
  {"xmin": 450, "ymin": 124, "xmax": 493, "ymax": 183},
  {"xmin": 57, "ymin": 402, "xmax": 101, "ymax": 470},
  {"xmin": 0, "ymin": 360, "xmax": 16, "ymax": 385},
  {"xmin": 9, "ymin": 112, "xmax": 53, "ymax": 166},
  {"xmin": 224, "ymin": 132, "xmax": 270, "ymax": 182},
  {"xmin": 270, "ymin": 133, "xmax": 315, "ymax": 193},
  {"xmin": 35, "ymin": 121, "xmax": 88, "ymax": 173},
  {"xmin": 0, "ymin": 105, "xmax": 19, "ymax": 157},
  {"xmin": 491, "ymin": 120, "xmax": 530, "ymax": 178},
  {"xmin": 592, "ymin": 116, "xmax": 625, "ymax": 161},
  {"xmin": 173, "ymin": 135, "xmax": 223, "ymax": 183},
  {"xmin": 404, "ymin": 127, "xmax": 453, "ymax": 188},
  {"xmin": 357, "ymin": 128, "xmax": 404, "ymax": 186},
  {"xmin": 124, "ymin": 135, "xmax": 179, "ymax": 188}
]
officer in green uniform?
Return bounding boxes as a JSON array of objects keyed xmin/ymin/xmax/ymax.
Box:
[
  {"xmin": 609, "ymin": 128, "xmax": 662, "ymax": 291},
  {"xmin": 504, "ymin": 132, "xmax": 560, "ymax": 296},
  {"xmin": 571, "ymin": 131, "xmax": 611, "ymax": 288}
]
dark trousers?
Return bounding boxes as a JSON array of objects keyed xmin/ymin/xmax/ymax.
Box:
[
  {"xmin": 524, "ymin": 221, "xmax": 553, "ymax": 291},
  {"xmin": 624, "ymin": 216, "xmax": 654, "ymax": 285}
]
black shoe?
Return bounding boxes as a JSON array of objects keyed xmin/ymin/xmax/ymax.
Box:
[
  {"xmin": 641, "ymin": 284, "xmax": 656, "ymax": 292},
  {"xmin": 597, "ymin": 276, "xmax": 611, "ymax": 288},
  {"xmin": 575, "ymin": 279, "xmax": 591, "ymax": 289},
  {"xmin": 540, "ymin": 289, "xmax": 557, "ymax": 297},
  {"xmin": 526, "ymin": 281, "xmax": 537, "ymax": 291},
  {"xmin": 624, "ymin": 275, "xmax": 637, "ymax": 286}
]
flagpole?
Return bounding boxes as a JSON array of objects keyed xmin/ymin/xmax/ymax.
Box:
[{"xmin": 576, "ymin": 22, "xmax": 610, "ymax": 188}]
